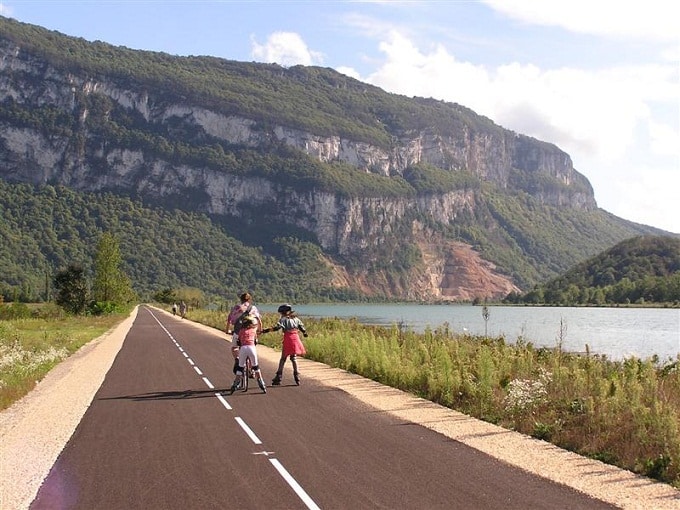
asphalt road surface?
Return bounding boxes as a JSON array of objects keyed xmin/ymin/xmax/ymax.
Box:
[{"xmin": 29, "ymin": 307, "xmax": 621, "ymax": 509}]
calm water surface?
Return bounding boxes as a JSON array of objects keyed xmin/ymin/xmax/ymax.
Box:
[{"xmin": 260, "ymin": 304, "xmax": 680, "ymax": 362}]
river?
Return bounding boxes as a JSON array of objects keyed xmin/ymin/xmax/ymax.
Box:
[{"xmin": 259, "ymin": 303, "xmax": 680, "ymax": 362}]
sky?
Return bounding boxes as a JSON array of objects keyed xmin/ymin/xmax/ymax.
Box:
[{"xmin": 1, "ymin": 1, "xmax": 678, "ymax": 233}]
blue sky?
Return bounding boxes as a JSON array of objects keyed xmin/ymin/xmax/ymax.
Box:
[{"xmin": 1, "ymin": 0, "xmax": 678, "ymax": 233}]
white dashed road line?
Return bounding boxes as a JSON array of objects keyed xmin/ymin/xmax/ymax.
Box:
[
  {"xmin": 146, "ymin": 308, "xmax": 322, "ymax": 510},
  {"xmin": 270, "ymin": 458, "xmax": 322, "ymax": 510},
  {"xmin": 235, "ymin": 416, "xmax": 263, "ymax": 445}
]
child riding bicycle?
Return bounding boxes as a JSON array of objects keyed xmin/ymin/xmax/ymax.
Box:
[
  {"xmin": 229, "ymin": 314, "xmax": 267, "ymax": 394},
  {"xmin": 225, "ymin": 292, "xmax": 261, "ymax": 376}
]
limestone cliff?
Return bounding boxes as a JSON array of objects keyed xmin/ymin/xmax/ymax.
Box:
[{"xmin": 0, "ymin": 20, "xmax": 606, "ymax": 300}]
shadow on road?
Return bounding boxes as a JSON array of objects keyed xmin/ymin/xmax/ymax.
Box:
[{"xmin": 99, "ymin": 389, "xmax": 232, "ymax": 401}]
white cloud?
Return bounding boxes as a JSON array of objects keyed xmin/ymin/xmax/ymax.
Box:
[
  {"xmin": 0, "ymin": 2, "xmax": 13, "ymax": 17},
  {"xmin": 604, "ymin": 163, "xmax": 680, "ymax": 231},
  {"xmin": 363, "ymin": 31, "xmax": 669, "ymax": 163},
  {"xmin": 649, "ymin": 121, "xmax": 680, "ymax": 158},
  {"xmin": 250, "ymin": 31, "xmax": 324, "ymax": 67},
  {"xmin": 481, "ymin": 0, "xmax": 680, "ymax": 41}
]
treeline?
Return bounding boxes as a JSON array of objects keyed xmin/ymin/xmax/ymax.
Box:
[
  {"xmin": 506, "ymin": 236, "xmax": 680, "ymax": 305},
  {"xmin": 0, "ymin": 181, "xmax": 363, "ymax": 303}
]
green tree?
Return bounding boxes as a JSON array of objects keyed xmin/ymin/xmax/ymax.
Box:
[
  {"xmin": 53, "ymin": 264, "xmax": 88, "ymax": 314},
  {"xmin": 92, "ymin": 232, "xmax": 135, "ymax": 306},
  {"xmin": 153, "ymin": 288, "xmax": 177, "ymax": 304},
  {"xmin": 175, "ymin": 286, "xmax": 206, "ymax": 309}
]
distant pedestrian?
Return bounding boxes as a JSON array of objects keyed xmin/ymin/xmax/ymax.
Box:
[
  {"xmin": 172, "ymin": 302, "xmax": 177, "ymax": 316},
  {"xmin": 179, "ymin": 300, "xmax": 187, "ymax": 319},
  {"xmin": 262, "ymin": 304, "xmax": 307, "ymax": 386}
]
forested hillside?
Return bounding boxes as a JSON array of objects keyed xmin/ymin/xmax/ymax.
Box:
[
  {"xmin": 507, "ymin": 236, "xmax": 680, "ymax": 305},
  {"xmin": 0, "ymin": 16, "xmax": 673, "ymax": 302},
  {"xmin": 0, "ymin": 181, "xmax": 361, "ymax": 303}
]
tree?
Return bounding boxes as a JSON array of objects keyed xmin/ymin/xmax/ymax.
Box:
[
  {"xmin": 54, "ymin": 264, "xmax": 88, "ymax": 314},
  {"xmin": 153, "ymin": 288, "xmax": 177, "ymax": 304},
  {"xmin": 92, "ymin": 232, "xmax": 135, "ymax": 307},
  {"xmin": 175, "ymin": 286, "xmax": 206, "ymax": 309}
]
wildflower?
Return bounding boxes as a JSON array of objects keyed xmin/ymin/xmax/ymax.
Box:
[{"xmin": 504, "ymin": 375, "xmax": 549, "ymax": 414}]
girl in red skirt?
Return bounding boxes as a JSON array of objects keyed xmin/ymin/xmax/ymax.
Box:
[{"xmin": 262, "ymin": 304, "xmax": 307, "ymax": 385}]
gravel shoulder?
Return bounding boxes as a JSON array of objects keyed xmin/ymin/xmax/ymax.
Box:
[{"xmin": 2, "ymin": 306, "xmax": 679, "ymax": 510}]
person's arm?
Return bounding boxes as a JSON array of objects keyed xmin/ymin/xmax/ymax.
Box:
[
  {"xmin": 261, "ymin": 323, "xmax": 282, "ymax": 334},
  {"xmin": 230, "ymin": 335, "xmax": 239, "ymax": 358},
  {"xmin": 226, "ymin": 305, "xmax": 241, "ymax": 334},
  {"xmin": 226, "ymin": 314, "xmax": 236, "ymax": 334}
]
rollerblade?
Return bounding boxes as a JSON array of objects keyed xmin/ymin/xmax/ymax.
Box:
[
  {"xmin": 271, "ymin": 373, "xmax": 282, "ymax": 386},
  {"xmin": 294, "ymin": 372, "xmax": 300, "ymax": 386},
  {"xmin": 257, "ymin": 378, "xmax": 267, "ymax": 394}
]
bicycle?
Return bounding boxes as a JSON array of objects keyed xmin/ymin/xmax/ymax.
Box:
[
  {"xmin": 241, "ymin": 357, "xmax": 253, "ymax": 392},
  {"xmin": 228, "ymin": 333, "xmax": 266, "ymax": 395}
]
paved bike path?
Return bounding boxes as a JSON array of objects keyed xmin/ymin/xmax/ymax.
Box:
[{"xmin": 4, "ymin": 306, "xmax": 679, "ymax": 509}]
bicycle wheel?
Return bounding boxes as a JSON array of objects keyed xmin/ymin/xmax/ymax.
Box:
[{"xmin": 243, "ymin": 358, "xmax": 251, "ymax": 392}]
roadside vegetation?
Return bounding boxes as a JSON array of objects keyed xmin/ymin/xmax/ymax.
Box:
[
  {"xmin": 0, "ymin": 229, "xmax": 134, "ymax": 410},
  {"xmin": 190, "ymin": 307, "xmax": 680, "ymax": 488},
  {"xmin": 0, "ymin": 303, "xmax": 127, "ymax": 410}
]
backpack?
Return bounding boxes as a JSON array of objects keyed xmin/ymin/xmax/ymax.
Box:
[{"xmin": 233, "ymin": 304, "xmax": 253, "ymax": 333}]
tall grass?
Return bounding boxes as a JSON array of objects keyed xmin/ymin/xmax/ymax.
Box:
[
  {"xmin": 0, "ymin": 308, "xmax": 127, "ymax": 410},
  {"xmin": 191, "ymin": 308, "xmax": 680, "ymax": 487}
]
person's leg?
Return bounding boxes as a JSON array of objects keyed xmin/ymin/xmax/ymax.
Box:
[
  {"xmin": 253, "ymin": 365, "xmax": 266, "ymax": 393},
  {"xmin": 247, "ymin": 347, "xmax": 266, "ymax": 393},
  {"xmin": 272, "ymin": 353, "xmax": 287, "ymax": 384},
  {"xmin": 230, "ymin": 369, "xmax": 243, "ymax": 394},
  {"xmin": 230, "ymin": 348, "xmax": 247, "ymax": 394},
  {"xmin": 290, "ymin": 355, "xmax": 300, "ymax": 385}
]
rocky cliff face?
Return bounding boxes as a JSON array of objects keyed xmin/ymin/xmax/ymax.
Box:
[{"xmin": 0, "ymin": 35, "xmax": 597, "ymax": 300}]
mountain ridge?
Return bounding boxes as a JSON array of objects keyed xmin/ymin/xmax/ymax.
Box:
[{"xmin": 0, "ymin": 16, "xmax": 669, "ymax": 302}]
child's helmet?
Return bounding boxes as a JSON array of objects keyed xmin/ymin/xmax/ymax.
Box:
[
  {"xmin": 241, "ymin": 314, "xmax": 257, "ymax": 326},
  {"xmin": 277, "ymin": 304, "xmax": 292, "ymax": 314}
]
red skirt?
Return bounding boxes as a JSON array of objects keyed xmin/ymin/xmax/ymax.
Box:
[{"xmin": 282, "ymin": 330, "xmax": 306, "ymax": 357}]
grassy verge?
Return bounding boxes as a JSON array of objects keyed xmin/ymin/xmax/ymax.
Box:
[
  {"xmin": 0, "ymin": 306, "xmax": 129, "ymax": 411},
  {"xmin": 188, "ymin": 307, "xmax": 680, "ymax": 488}
]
